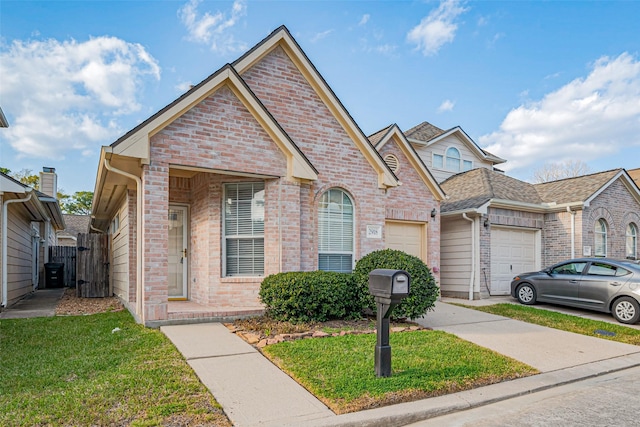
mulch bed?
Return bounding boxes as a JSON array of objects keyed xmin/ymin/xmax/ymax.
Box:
[{"xmin": 55, "ymin": 288, "xmax": 125, "ymax": 316}]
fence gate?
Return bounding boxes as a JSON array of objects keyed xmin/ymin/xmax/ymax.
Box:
[
  {"xmin": 76, "ymin": 233, "xmax": 110, "ymax": 298},
  {"xmin": 49, "ymin": 246, "xmax": 77, "ymax": 287}
]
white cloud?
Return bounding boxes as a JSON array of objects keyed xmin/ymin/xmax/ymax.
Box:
[
  {"xmin": 178, "ymin": 0, "xmax": 247, "ymax": 54},
  {"xmin": 480, "ymin": 53, "xmax": 640, "ymax": 173},
  {"xmin": 311, "ymin": 29, "xmax": 334, "ymax": 43},
  {"xmin": 438, "ymin": 99, "xmax": 455, "ymax": 112},
  {"xmin": 0, "ymin": 36, "xmax": 160, "ymax": 160},
  {"xmin": 359, "ymin": 14, "xmax": 370, "ymax": 26},
  {"xmin": 407, "ymin": 0, "xmax": 469, "ymax": 56},
  {"xmin": 175, "ymin": 81, "xmax": 194, "ymax": 93}
]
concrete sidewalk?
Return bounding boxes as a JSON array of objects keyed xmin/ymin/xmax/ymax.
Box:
[
  {"xmin": 0, "ymin": 288, "xmax": 64, "ymax": 319},
  {"xmin": 162, "ymin": 301, "xmax": 640, "ymax": 427}
]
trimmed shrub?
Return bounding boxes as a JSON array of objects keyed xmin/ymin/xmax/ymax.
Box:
[
  {"xmin": 259, "ymin": 271, "xmax": 360, "ymax": 323},
  {"xmin": 353, "ymin": 249, "xmax": 439, "ymax": 320}
]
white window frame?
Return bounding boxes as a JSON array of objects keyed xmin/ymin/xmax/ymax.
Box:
[
  {"xmin": 318, "ymin": 188, "xmax": 355, "ymax": 273},
  {"xmin": 626, "ymin": 223, "xmax": 637, "ymax": 259},
  {"xmin": 223, "ymin": 182, "xmax": 265, "ymax": 277},
  {"xmin": 463, "ymin": 159, "xmax": 473, "ymax": 171},
  {"xmin": 432, "ymin": 153, "xmax": 444, "ymax": 169},
  {"xmin": 445, "ymin": 147, "xmax": 461, "ymax": 172},
  {"xmin": 594, "ymin": 219, "xmax": 607, "ymax": 257}
]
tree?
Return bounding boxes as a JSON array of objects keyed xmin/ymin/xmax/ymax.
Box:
[
  {"xmin": 533, "ymin": 160, "xmax": 592, "ymax": 183},
  {"xmin": 61, "ymin": 191, "xmax": 93, "ymax": 215},
  {"xmin": 0, "ymin": 167, "xmax": 11, "ymax": 175},
  {"xmin": 11, "ymin": 168, "xmax": 40, "ymax": 189}
]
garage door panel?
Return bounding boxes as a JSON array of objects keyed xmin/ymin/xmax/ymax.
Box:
[
  {"xmin": 491, "ymin": 228, "xmax": 537, "ymax": 295},
  {"xmin": 386, "ymin": 222, "xmax": 425, "ymax": 260}
]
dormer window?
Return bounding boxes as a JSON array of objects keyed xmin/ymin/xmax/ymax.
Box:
[{"xmin": 446, "ymin": 147, "xmax": 461, "ymax": 171}]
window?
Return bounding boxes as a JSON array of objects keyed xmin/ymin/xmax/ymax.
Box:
[
  {"xmin": 463, "ymin": 160, "xmax": 473, "ymax": 171},
  {"xmin": 224, "ymin": 182, "xmax": 264, "ymax": 276},
  {"xmin": 318, "ymin": 188, "xmax": 354, "ymax": 273},
  {"xmin": 594, "ymin": 219, "xmax": 607, "ymax": 257},
  {"xmin": 626, "ymin": 223, "xmax": 637, "ymax": 259},
  {"xmin": 445, "ymin": 147, "xmax": 461, "ymax": 172},
  {"xmin": 110, "ymin": 214, "xmax": 120, "ymax": 235},
  {"xmin": 587, "ymin": 262, "xmax": 617, "ymax": 276},
  {"xmin": 551, "ymin": 262, "xmax": 587, "ymax": 275},
  {"xmin": 433, "ymin": 154, "xmax": 443, "ymax": 169}
]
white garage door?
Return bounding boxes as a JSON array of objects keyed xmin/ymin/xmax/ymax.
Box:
[
  {"xmin": 491, "ymin": 227, "xmax": 537, "ymax": 295},
  {"xmin": 385, "ymin": 221, "xmax": 425, "ymax": 260}
]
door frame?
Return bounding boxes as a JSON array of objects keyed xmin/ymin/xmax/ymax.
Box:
[{"xmin": 168, "ymin": 205, "xmax": 189, "ymax": 300}]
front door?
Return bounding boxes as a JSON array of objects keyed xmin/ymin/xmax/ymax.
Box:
[{"xmin": 168, "ymin": 206, "xmax": 188, "ymax": 300}]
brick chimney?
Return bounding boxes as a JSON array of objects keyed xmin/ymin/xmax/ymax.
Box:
[{"xmin": 39, "ymin": 167, "xmax": 58, "ymax": 198}]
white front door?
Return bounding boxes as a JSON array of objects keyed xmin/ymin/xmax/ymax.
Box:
[{"xmin": 168, "ymin": 206, "xmax": 188, "ymax": 299}]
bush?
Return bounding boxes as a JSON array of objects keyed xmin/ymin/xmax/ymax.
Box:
[
  {"xmin": 353, "ymin": 249, "xmax": 439, "ymax": 320},
  {"xmin": 259, "ymin": 271, "xmax": 360, "ymax": 323}
]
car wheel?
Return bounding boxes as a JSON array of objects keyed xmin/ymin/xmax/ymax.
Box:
[
  {"xmin": 612, "ymin": 297, "xmax": 640, "ymax": 324},
  {"xmin": 516, "ymin": 283, "xmax": 536, "ymax": 305}
]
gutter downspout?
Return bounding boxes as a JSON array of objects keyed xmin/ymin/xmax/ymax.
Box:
[
  {"xmin": 462, "ymin": 213, "xmax": 475, "ymax": 301},
  {"xmin": 103, "ymin": 159, "xmax": 144, "ymax": 323},
  {"xmin": 2, "ymin": 190, "xmax": 34, "ymax": 307},
  {"xmin": 567, "ymin": 206, "xmax": 576, "ymax": 259}
]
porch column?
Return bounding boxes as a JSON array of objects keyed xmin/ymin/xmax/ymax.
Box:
[{"xmin": 141, "ymin": 162, "xmax": 169, "ymax": 323}]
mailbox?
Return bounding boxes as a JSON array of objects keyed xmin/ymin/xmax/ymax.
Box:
[
  {"xmin": 368, "ymin": 269, "xmax": 411, "ymax": 377},
  {"xmin": 368, "ymin": 269, "xmax": 410, "ymax": 302}
]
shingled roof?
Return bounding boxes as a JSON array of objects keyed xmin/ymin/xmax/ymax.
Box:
[
  {"xmin": 534, "ymin": 169, "xmax": 621, "ymax": 204},
  {"xmin": 405, "ymin": 121, "xmax": 446, "ymax": 142},
  {"xmin": 440, "ymin": 168, "xmax": 542, "ymax": 213},
  {"xmin": 367, "ymin": 125, "xmax": 392, "ymax": 146}
]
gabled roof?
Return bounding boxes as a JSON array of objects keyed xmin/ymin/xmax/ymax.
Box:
[
  {"xmin": 233, "ymin": 26, "xmax": 398, "ymax": 188},
  {"xmin": 406, "ymin": 121, "xmax": 506, "ymax": 165},
  {"xmin": 534, "ymin": 169, "xmax": 640, "ymax": 207},
  {"xmin": 440, "ymin": 168, "xmax": 542, "ymax": 213},
  {"xmin": 624, "ymin": 168, "xmax": 639, "ymax": 188},
  {"xmin": 373, "ymin": 124, "xmax": 445, "ymax": 201},
  {"xmin": 58, "ymin": 214, "xmax": 91, "ymax": 240},
  {"xmin": 0, "ymin": 172, "xmax": 65, "ymax": 229},
  {"xmin": 107, "ymin": 63, "xmax": 318, "ymax": 182}
]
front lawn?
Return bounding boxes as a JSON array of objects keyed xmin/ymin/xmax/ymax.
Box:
[
  {"xmin": 466, "ymin": 303, "xmax": 640, "ymax": 345},
  {"xmin": 0, "ymin": 311, "xmax": 230, "ymax": 426},
  {"xmin": 262, "ymin": 329, "xmax": 537, "ymax": 414}
]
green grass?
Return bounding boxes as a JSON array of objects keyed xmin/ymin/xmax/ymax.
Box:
[
  {"xmin": 0, "ymin": 311, "xmax": 230, "ymax": 427},
  {"xmin": 263, "ymin": 330, "xmax": 537, "ymax": 414},
  {"xmin": 464, "ymin": 303, "xmax": 640, "ymax": 346}
]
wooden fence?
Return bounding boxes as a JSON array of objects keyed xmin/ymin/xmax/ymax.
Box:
[
  {"xmin": 48, "ymin": 246, "xmax": 77, "ymax": 287},
  {"xmin": 76, "ymin": 233, "xmax": 110, "ymax": 298}
]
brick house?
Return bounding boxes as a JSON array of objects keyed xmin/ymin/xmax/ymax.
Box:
[
  {"xmin": 438, "ymin": 168, "xmax": 640, "ymax": 299},
  {"xmin": 90, "ymin": 26, "xmax": 444, "ymax": 327}
]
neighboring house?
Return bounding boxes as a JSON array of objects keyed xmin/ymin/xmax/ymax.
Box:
[
  {"xmin": 438, "ymin": 168, "xmax": 640, "ymax": 299},
  {"xmin": 0, "ymin": 107, "xmax": 8, "ymax": 128},
  {"xmin": 57, "ymin": 215, "xmax": 91, "ymax": 246},
  {"xmin": 404, "ymin": 121, "xmax": 506, "ymax": 183},
  {"xmin": 90, "ymin": 26, "xmax": 445, "ymax": 327},
  {"xmin": 0, "ymin": 169, "xmax": 65, "ymax": 308}
]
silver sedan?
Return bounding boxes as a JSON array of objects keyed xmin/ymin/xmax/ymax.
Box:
[{"xmin": 511, "ymin": 258, "xmax": 640, "ymax": 324}]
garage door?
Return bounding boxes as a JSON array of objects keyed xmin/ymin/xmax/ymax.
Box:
[
  {"xmin": 491, "ymin": 227, "xmax": 537, "ymax": 295},
  {"xmin": 385, "ymin": 221, "xmax": 425, "ymax": 260}
]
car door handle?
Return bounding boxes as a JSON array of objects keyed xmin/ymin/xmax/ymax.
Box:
[
  {"xmin": 569, "ymin": 280, "xmax": 578, "ymax": 284},
  {"xmin": 610, "ymin": 282, "xmax": 622, "ymax": 286}
]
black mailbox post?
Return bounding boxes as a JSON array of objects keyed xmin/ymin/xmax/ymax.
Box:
[{"xmin": 368, "ymin": 269, "xmax": 410, "ymax": 377}]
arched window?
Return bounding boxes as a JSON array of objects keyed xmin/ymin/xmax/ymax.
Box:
[
  {"xmin": 445, "ymin": 147, "xmax": 461, "ymax": 172},
  {"xmin": 627, "ymin": 223, "xmax": 638, "ymax": 259},
  {"xmin": 318, "ymin": 188, "xmax": 354, "ymax": 273},
  {"xmin": 594, "ymin": 219, "xmax": 607, "ymax": 257}
]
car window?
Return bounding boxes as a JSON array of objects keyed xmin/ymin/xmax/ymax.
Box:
[
  {"xmin": 587, "ymin": 262, "xmax": 618, "ymax": 277},
  {"xmin": 551, "ymin": 262, "xmax": 587, "ymax": 275},
  {"xmin": 616, "ymin": 267, "xmax": 631, "ymax": 277}
]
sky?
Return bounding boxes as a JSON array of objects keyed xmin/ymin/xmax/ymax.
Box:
[{"xmin": 1, "ymin": 0, "xmax": 640, "ymax": 195}]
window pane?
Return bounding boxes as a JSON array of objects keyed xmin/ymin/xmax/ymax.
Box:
[
  {"xmin": 433, "ymin": 154, "xmax": 443, "ymax": 169},
  {"xmin": 463, "ymin": 160, "xmax": 473, "ymax": 171},
  {"xmin": 595, "ymin": 219, "xmax": 607, "ymax": 257},
  {"xmin": 318, "ymin": 189, "xmax": 354, "ymax": 273},
  {"xmin": 224, "ymin": 182, "xmax": 265, "ymax": 276},
  {"xmin": 626, "ymin": 224, "xmax": 637, "ymax": 259}
]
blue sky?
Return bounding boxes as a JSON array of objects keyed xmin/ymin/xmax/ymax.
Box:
[{"xmin": 1, "ymin": 0, "xmax": 639, "ymax": 195}]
